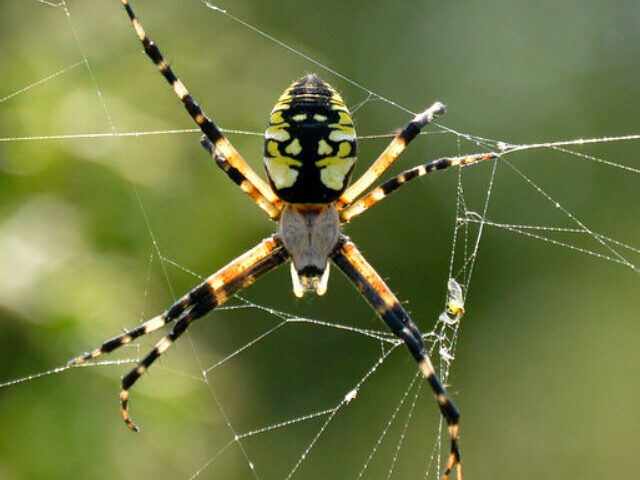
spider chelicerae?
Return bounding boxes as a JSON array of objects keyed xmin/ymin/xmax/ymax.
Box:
[{"xmin": 68, "ymin": 1, "xmax": 498, "ymax": 479}]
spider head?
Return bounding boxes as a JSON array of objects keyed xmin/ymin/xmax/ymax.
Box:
[{"xmin": 264, "ymin": 74, "xmax": 357, "ymax": 204}]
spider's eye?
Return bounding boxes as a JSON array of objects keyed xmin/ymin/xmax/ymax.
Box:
[{"xmin": 263, "ymin": 74, "xmax": 357, "ymax": 204}]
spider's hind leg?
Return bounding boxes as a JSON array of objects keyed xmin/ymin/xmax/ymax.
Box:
[
  {"xmin": 331, "ymin": 237, "xmax": 462, "ymax": 480},
  {"xmin": 67, "ymin": 293, "xmax": 194, "ymax": 366},
  {"xmin": 119, "ymin": 296, "xmax": 215, "ymax": 431},
  {"xmin": 116, "ymin": 235, "xmax": 287, "ymax": 431},
  {"xmin": 68, "ymin": 236, "xmax": 288, "ymax": 431}
]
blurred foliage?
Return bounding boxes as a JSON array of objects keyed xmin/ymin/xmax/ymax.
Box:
[{"xmin": 0, "ymin": 0, "xmax": 638, "ymax": 479}]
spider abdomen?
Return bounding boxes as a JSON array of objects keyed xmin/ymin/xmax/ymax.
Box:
[{"xmin": 264, "ymin": 74, "xmax": 357, "ymax": 203}]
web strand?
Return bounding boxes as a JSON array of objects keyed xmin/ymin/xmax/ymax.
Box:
[{"xmin": 1, "ymin": 1, "xmax": 638, "ymax": 480}]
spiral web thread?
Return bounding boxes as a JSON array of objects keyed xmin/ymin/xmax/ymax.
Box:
[{"xmin": 0, "ymin": 1, "xmax": 638, "ymax": 479}]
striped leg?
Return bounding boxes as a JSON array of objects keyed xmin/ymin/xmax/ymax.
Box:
[
  {"xmin": 120, "ymin": 0, "xmax": 279, "ymax": 210},
  {"xmin": 69, "ymin": 236, "xmax": 288, "ymax": 431},
  {"xmin": 200, "ymin": 136, "xmax": 281, "ymax": 219},
  {"xmin": 331, "ymin": 238, "xmax": 462, "ymax": 480},
  {"xmin": 339, "ymin": 102, "xmax": 446, "ymax": 205},
  {"xmin": 120, "ymin": 236, "xmax": 287, "ymax": 431},
  {"xmin": 67, "ymin": 296, "xmax": 191, "ymax": 366},
  {"xmin": 340, "ymin": 152, "xmax": 498, "ymax": 222}
]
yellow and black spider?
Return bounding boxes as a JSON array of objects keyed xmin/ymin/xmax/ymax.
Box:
[{"xmin": 69, "ymin": 1, "xmax": 497, "ymax": 479}]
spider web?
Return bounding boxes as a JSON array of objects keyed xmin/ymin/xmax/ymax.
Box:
[{"xmin": 1, "ymin": 1, "xmax": 639, "ymax": 479}]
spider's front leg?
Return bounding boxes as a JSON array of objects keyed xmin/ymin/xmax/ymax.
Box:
[
  {"xmin": 339, "ymin": 101, "xmax": 446, "ymax": 206},
  {"xmin": 340, "ymin": 152, "xmax": 498, "ymax": 223},
  {"xmin": 120, "ymin": 0, "xmax": 280, "ymax": 216},
  {"xmin": 69, "ymin": 235, "xmax": 288, "ymax": 431},
  {"xmin": 331, "ymin": 237, "xmax": 462, "ymax": 480}
]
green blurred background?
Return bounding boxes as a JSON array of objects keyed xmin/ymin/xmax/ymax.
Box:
[{"xmin": 0, "ymin": 0, "xmax": 638, "ymax": 479}]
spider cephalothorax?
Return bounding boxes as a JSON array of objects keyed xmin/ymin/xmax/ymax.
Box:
[
  {"xmin": 278, "ymin": 202, "xmax": 340, "ymax": 296},
  {"xmin": 68, "ymin": 3, "xmax": 499, "ymax": 480}
]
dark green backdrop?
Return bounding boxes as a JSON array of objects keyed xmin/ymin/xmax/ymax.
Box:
[{"xmin": 1, "ymin": 1, "xmax": 638, "ymax": 479}]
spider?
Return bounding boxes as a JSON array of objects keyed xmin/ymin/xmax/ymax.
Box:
[{"xmin": 69, "ymin": 1, "xmax": 497, "ymax": 479}]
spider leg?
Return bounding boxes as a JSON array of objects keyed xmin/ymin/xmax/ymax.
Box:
[
  {"xmin": 67, "ymin": 241, "xmax": 272, "ymax": 366},
  {"xmin": 331, "ymin": 237, "xmax": 462, "ymax": 480},
  {"xmin": 69, "ymin": 235, "xmax": 288, "ymax": 431},
  {"xmin": 67, "ymin": 299, "xmax": 188, "ymax": 365},
  {"xmin": 339, "ymin": 102, "xmax": 446, "ymax": 205},
  {"xmin": 120, "ymin": 0, "xmax": 279, "ymax": 210},
  {"xmin": 200, "ymin": 136, "xmax": 281, "ymax": 219},
  {"xmin": 340, "ymin": 152, "xmax": 498, "ymax": 222}
]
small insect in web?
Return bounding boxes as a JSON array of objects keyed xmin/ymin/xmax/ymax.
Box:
[
  {"xmin": 67, "ymin": 1, "xmax": 498, "ymax": 479},
  {"xmin": 446, "ymin": 278, "xmax": 466, "ymax": 319}
]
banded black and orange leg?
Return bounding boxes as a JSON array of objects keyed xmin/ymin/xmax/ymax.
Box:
[
  {"xmin": 331, "ymin": 237, "xmax": 462, "ymax": 480},
  {"xmin": 67, "ymin": 295, "xmax": 192, "ymax": 365},
  {"xmin": 120, "ymin": 0, "xmax": 280, "ymax": 213},
  {"xmin": 340, "ymin": 152, "xmax": 498, "ymax": 222},
  {"xmin": 70, "ymin": 235, "xmax": 288, "ymax": 430},
  {"xmin": 200, "ymin": 136, "xmax": 281, "ymax": 219},
  {"xmin": 339, "ymin": 102, "xmax": 446, "ymax": 206}
]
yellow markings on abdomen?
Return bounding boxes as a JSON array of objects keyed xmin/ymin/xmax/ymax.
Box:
[
  {"xmin": 318, "ymin": 157, "xmax": 356, "ymax": 190},
  {"xmin": 336, "ymin": 112, "xmax": 352, "ymax": 125},
  {"xmin": 318, "ymin": 139, "xmax": 333, "ymax": 155},
  {"xmin": 316, "ymin": 142, "xmax": 355, "ymax": 190},
  {"xmin": 269, "ymin": 110, "xmax": 286, "ymax": 125},
  {"xmin": 265, "ymin": 123, "xmax": 291, "ymax": 142},
  {"xmin": 264, "ymin": 139, "xmax": 303, "ymax": 190},
  {"xmin": 264, "ymin": 158, "xmax": 301, "ymax": 189},
  {"xmin": 285, "ymin": 138, "xmax": 302, "ymax": 156},
  {"xmin": 264, "ymin": 74, "xmax": 358, "ymax": 201},
  {"xmin": 329, "ymin": 126, "xmax": 356, "ymax": 142},
  {"xmin": 337, "ymin": 142, "xmax": 352, "ymax": 157}
]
